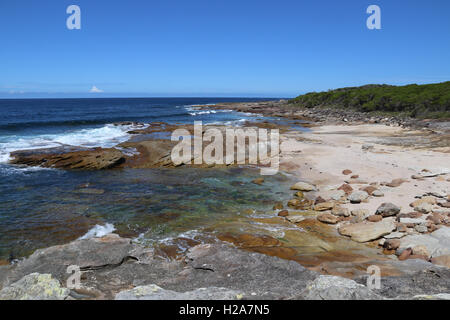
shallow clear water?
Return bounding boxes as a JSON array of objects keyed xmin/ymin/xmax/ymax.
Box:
[
  {"xmin": 0, "ymin": 165, "xmax": 295, "ymax": 259},
  {"xmin": 0, "ymin": 97, "xmax": 304, "ymax": 260}
]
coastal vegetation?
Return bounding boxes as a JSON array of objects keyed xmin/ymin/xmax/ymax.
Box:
[{"xmin": 290, "ymin": 81, "xmax": 450, "ymax": 119}]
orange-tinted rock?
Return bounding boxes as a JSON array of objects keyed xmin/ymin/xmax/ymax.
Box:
[
  {"xmin": 351, "ymin": 175, "xmax": 359, "ymax": 179},
  {"xmin": 338, "ymin": 183, "xmax": 353, "ymax": 194},
  {"xmin": 278, "ymin": 210, "xmax": 289, "ymax": 217},
  {"xmin": 317, "ymin": 213, "xmax": 338, "ymax": 225},
  {"xmin": 385, "ymin": 178, "xmax": 408, "ymax": 188},
  {"xmin": 252, "ymin": 178, "xmax": 264, "ymax": 185},
  {"xmin": 273, "ymin": 202, "xmax": 284, "ymax": 210},
  {"xmin": 362, "ymin": 186, "xmax": 378, "ymax": 195},
  {"xmin": 367, "ymin": 215, "xmax": 382, "ymax": 222},
  {"xmin": 431, "ymin": 255, "xmax": 450, "ymax": 268},
  {"xmin": 10, "ymin": 147, "xmax": 126, "ymax": 170},
  {"xmin": 398, "ymin": 248, "xmax": 412, "ymax": 261},
  {"xmin": 342, "ymin": 169, "xmax": 352, "ymax": 175}
]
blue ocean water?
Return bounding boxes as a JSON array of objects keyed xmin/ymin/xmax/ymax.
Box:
[
  {"xmin": 0, "ymin": 98, "xmax": 272, "ymax": 163},
  {"xmin": 0, "ymin": 98, "xmax": 297, "ymax": 261}
]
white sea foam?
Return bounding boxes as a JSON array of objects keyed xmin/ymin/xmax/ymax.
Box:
[
  {"xmin": 79, "ymin": 223, "xmax": 116, "ymax": 240},
  {"xmin": 0, "ymin": 123, "xmax": 145, "ymax": 164}
]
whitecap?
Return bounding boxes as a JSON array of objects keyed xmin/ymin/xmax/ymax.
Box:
[{"xmin": 79, "ymin": 223, "xmax": 116, "ymax": 240}]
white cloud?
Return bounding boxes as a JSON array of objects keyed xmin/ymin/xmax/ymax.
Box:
[{"xmin": 89, "ymin": 85, "xmax": 104, "ymax": 93}]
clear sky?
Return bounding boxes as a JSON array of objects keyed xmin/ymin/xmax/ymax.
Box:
[{"xmin": 0, "ymin": 0, "xmax": 449, "ymax": 98}]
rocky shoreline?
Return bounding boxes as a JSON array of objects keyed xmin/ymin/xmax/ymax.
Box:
[
  {"xmin": 1, "ymin": 101, "xmax": 450, "ymax": 299},
  {"xmin": 1, "ymin": 234, "xmax": 449, "ymax": 300}
]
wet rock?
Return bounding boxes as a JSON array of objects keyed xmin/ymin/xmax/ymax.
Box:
[
  {"xmin": 10, "ymin": 147, "xmax": 126, "ymax": 170},
  {"xmin": 317, "ymin": 213, "xmax": 338, "ymax": 225},
  {"xmin": 376, "ymin": 203, "xmax": 401, "ymax": 217},
  {"xmin": 287, "ymin": 198, "xmax": 312, "ymax": 210},
  {"xmin": 314, "ymin": 202, "xmax": 334, "ymax": 211},
  {"xmin": 290, "ymin": 182, "xmax": 316, "ymax": 192},
  {"xmin": 294, "ymin": 191, "xmax": 304, "ymax": 198},
  {"xmin": 285, "ymin": 216, "xmax": 306, "ymax": 223},
  {"xmin": 278, "ymin": 210, "xmax": 289, "ymax": 217},
  {"xmin": 273, "ymin": 202, "xmax": 284, "ymax": 210},
  {"xmin": 314, "ymin": 196, "xmax": 326, "ymax": 205},
  {"xmin": 348, "ymin": 191, "xmax": 369, "ymax": 204},
  {"xmin": 115, "ymin": 285, "xmax": 242, "ymax": 300},
  {"xmin": 338, "ymin": 218, "xmax": 396, "ymax": 242},
  {"xmin": 251, "ymin": 178, "xmax": 264, "ymax": 185},
  {"xmin": 300, "ymin": 275, "xmax": 380, "ymax": 300},
  {"xmin": 0, "ymin": 273, "xmax": 69, "ymax": 300}
]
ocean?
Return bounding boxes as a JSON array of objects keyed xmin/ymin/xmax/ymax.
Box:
[{"xmin": 0, "ymin": 98, "xmax": 296, "ymax": 260}]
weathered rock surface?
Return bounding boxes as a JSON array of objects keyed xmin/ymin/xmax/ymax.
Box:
[
  {"xmin": 348, "ymin": 191, "xmax": 369, "ymax": 204},
  {"xmin": 10, "ymin": 147, "xmax": 126, "ymax": 170},
  {"xmin": 115, "ymin": 285, "xmax": 242, "ymax": 300},
  {"xmin": 338, "ymin": 218, "xmax": 396, "ymax": 242},
  {"xmin": 398, "ymin": 227, "xmax": 450, "ymax": 258},
  {"xmin": 299, "ymin": 275, "xmax": 380, "ymax": 300},
  {"xmin": 0, "ymin": 273, "xmax": 69, "ymax": 300},
  {"xmin": 376, "ymin": 203, "xmax": 401, "ymax": 217},
  {"xmin": 290, "ymin": 181, "xmax": 316, "ymax": 192}
]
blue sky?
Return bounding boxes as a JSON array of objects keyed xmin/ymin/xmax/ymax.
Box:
[{"xmin": 0, "ymin": 0, "xmax": 449, "ymax": 98}]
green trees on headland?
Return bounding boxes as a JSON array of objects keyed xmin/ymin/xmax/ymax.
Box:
[{"xmin": 290, "ymin": 82, "xmax": 450, "ymax": 118}]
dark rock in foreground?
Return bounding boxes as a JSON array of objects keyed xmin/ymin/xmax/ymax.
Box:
[{"xmin": 0, "ymin": 234, "xmax": 449, "ymax": 300}]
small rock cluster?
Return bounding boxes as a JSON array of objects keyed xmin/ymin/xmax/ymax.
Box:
[{"xmin": 274, "ymin": 170, "xmax": 450, "ymax": 269}]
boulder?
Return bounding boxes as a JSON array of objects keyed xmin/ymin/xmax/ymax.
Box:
[
  {"xmin": 367, "ymin": 215, "xmax": 382, "ymax": 222},
  {"xmin": 317, "ymin": 213, "xmax": 338, "ymax": 225},
  {"xmin": 410, "ymin": 197, "xmax": 437, "ymax": 208},
  {"xmin": 372, "ymin": 190, "xmax": 384, "ymax": 197},
  {"xmin": 314, "ymin": 202, "xmax": 335, "ymax": 211},
  {"xmin": 300, "ymin": 275, "xmax": 380, "ymax": 300},
  {"xmin": 399, "ymin": 227, "xmax": 450, "ymax": 257},
  {"xmin": 337, "ymin": 183, "xmax": 353, "ymax": 194},
  {"xmin": 290, "ymin": 182, "xmax": 316, "ymax": 192},
  {"xmin": 10, "ymin": 147, "xmax": 126, "ymax": 170},
  {"xmin": 348, "ymin": 191, "xmax": 369, "ymax": 204},
  {"xmin": 331, "ymin": 206, "xmax": 350, "ymax": 217},
  {"xmin": 376, "ymin": 203, "xmax": 401, "ymax": 217},
  {"xmin": 338, "ymin": 218, "xmax": 396, "ymax": 242},
  {"xmin": 0, "ymin": 273, "xmax": 69, "ymax": 300},
  {"xmin": 414, "ymin": 203, "xmax": 433, "ymax": 214}
]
